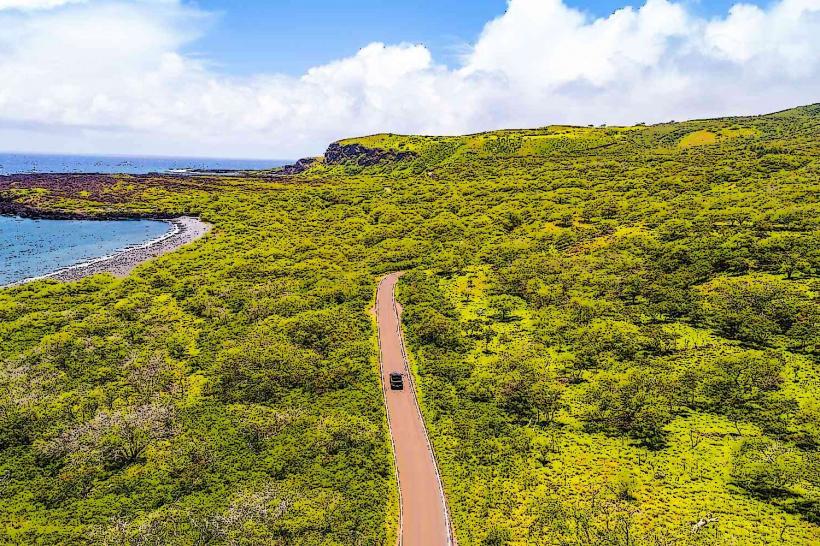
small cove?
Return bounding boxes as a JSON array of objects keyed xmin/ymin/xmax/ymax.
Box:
[{"xmin": 0, "ymin": 215, "xmax": 172, "ymax": 286}]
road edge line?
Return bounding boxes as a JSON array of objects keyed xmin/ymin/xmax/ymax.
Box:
[
  {"xmin": 389, "ymin": 274, "xmax": 457, "ymax": 546},
  {"xmin": 375, "ymin": 275, "xmax": 403, "ymax": 546}
]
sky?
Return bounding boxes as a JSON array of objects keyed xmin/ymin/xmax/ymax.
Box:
[
  {"xmin": 187, "ymin": 0, "xmax": 769, "ymax": 75},
  {"xmin": 0, "ymin": 0, "xmax": 817, "ymax": 159}
]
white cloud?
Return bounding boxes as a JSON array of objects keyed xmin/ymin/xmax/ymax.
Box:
[
  {"xmin": 0, "ymin": 0, "xmax": 86, "ymax": 10},
  {"xmin": 0, "ymin": 0, "xmax": 818, "ymax": 158},
  {"xmin": 703, "ymin": 0, "xmax": 820, "ymax": 76},
  {"xmin": 464, "ymin": 0, "xmax": 691, "ymax": 87}
]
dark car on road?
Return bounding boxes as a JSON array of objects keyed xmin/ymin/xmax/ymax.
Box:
[{"xmin": 389, "ymin": 372, "xmax": 404, "ymax": 390}]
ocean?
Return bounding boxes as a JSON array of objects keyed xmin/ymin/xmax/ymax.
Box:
[
  {"xmin": 0, "ymin": 152, "xmax": 285, "ymax": 285},
  {"xmin": 0, "ymin": 152, "xmax": 290, "ymax": 175},
  {"xmin": 0, "ymin": 216, "xmax": 173, "ymax": 286}
]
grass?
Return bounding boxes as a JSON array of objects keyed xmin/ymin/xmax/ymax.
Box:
[
  {"xmin": 420, "ymin": 271, "xmax": 820, "ymax": 545},
  {"xmin": 679, "ymin": 130, "xmax": 718, "ymax": 148}
]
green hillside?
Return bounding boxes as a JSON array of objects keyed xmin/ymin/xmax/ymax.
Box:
[{"xmin": 0, "ymin": 104, "xmax": 818, "ymax": 544}]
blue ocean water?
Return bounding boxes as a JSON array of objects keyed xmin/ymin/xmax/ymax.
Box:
[
  {"xmin": 0, "ymin": 152, "xmax": 289, "ymax": 175},
  {"xmin": 0, "ymin": 216, "xmax": 172, "ymax": 285}
]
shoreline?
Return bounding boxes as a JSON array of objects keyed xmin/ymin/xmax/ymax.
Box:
[{"xmin": 2, "ymin": 216, "xmax": 211, "ymax": 287}]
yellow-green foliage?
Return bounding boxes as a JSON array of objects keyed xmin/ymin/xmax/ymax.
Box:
[
  {"xmin": 721, "ymin": 127, "xmax": 762, "ymax": 139},
  {"xmin": 679, "ymin": 130, "xmax": 718, "ymax": 148},
  {"xmin": 1, "ymin": 103, "xmax": 819, "ymax": 545},
  {"xmin": 415, "ymin": 271, "xmax": 819, "ymax": 545}
]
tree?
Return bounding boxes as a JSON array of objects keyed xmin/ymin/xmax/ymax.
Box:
[
  {"xmin": 698, "ymin": 276, "xmax": 805, "ymax": 346},
  {"xmin": 218, "ymin": 335, "xmax": 320, "ymax": 401},
  {"xmin": 583, "ymin": 370, "xmax": 673, "ymax": 448},
  {"xmin": 406, "ymin": 305, "xmax": 462, "ymax": 349},
  {"xmin": 487, "ymin": 295, "xmax": 523, "ymax": 322},
  {"xmin": 731, "ymin": 437, "xmax": 803, "ymax": 497},
  {"xmin": 698, "ymin": 350, "xmax": 786, "ymax": 431},
  {"xmin": 758, "ymin": 232, "xmax": 816, "ymax": 279},
  {"xmin": 531, "ymin": 379, "xmax": 566, "ymax": 426},
  {"xmin": 482, "ymin": 527, "xmax": 512, "ymax": 546},
  {"xmin": 230, "ymin": 404, "xmax": 296, "ymax": 453},
  {"xmin": 497, "ymin": 372, "xmax": 535, "ymax": 419},
  {"xmin": 39, "ymin": 402, "xmax": 177, "ymax": 471},
  {"xmin": 574, "ymin": 319, "xmax": 647, "ymax": 370}
]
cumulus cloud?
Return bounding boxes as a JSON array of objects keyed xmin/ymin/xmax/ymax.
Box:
[
  {"xmin": 0, "ymin": 0, "xmax": 818, "ymax": 158},
  {"xmin": 465, "ymin": 0, "xmax": 691, "ymax": 87}
]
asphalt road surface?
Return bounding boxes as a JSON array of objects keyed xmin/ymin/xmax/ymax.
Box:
[{"xmin": 375, "ymin": 272, "xmax": 452, "ymax": 546}]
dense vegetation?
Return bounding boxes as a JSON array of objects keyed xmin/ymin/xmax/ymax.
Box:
[
  {"xmin": 0, "ymin": 177, "xmax": 395, "ymax": 544},
  {"xmin": 0, "ymin": 104, "xmax": 818, "ymax": 544}
]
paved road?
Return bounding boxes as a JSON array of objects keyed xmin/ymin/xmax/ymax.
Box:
[{"xmin": 375, "ymin": 272, "xmax": 452, "ymax": 546}]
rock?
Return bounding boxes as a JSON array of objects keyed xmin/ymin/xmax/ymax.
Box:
[
  {"xmin": 691, "ymin": 514, "xmax": 718, "ymax": 533},
  {"xmin": 280, "ymin": 157, "xmax": 318, "ymax": 175},
  {"xmin": 323, "ymin": 143, "xmax": 416, "ymax": 167}
]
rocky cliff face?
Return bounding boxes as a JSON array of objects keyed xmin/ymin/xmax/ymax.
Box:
[
  {"xmin": 324, "ymin": 142, "xmax": 416, "ymax": 167},
  {"xmin": 278, "ymin": 142, "xmax": 417, "ymax": 175},
  {"xmin": 280, "ymin": 157, "xmax": 318, "ymax": 175}
]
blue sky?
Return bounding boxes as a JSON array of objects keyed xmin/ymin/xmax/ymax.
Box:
[{"xmin": 188, "ymin": 0, "xmax": 769, "ymax": 75}]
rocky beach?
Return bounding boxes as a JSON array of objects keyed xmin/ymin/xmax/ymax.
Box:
[{"xmin": 42, "ymin": 216, "xmax": 211, "ymax": 282}]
